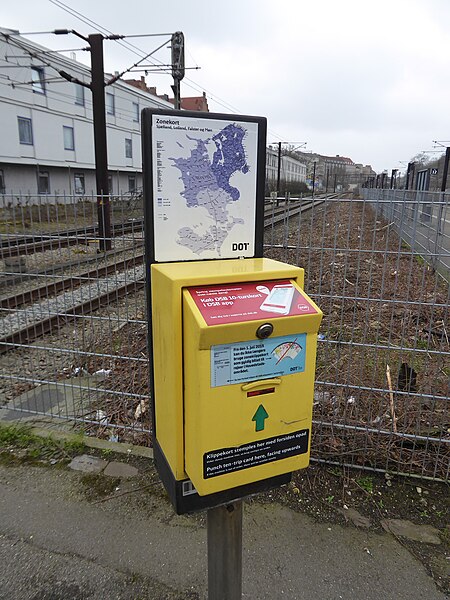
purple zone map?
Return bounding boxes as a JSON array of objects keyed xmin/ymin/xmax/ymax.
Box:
[{"xmin": 169, "ymin": 123, "xmax": 250, "ymax": 255}]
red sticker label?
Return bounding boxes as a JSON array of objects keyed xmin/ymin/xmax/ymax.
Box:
[{"xmin": 188, "ymin": 280, "xmax": 318, "ymax": 325}]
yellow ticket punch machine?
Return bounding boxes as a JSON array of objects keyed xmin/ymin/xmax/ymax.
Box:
[{"xmin": 142, "ymin": 108, "xmax": 322, "ymax": 513}]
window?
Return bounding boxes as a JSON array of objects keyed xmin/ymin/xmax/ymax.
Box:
[
  {"xmin": 74, "ymin": 83, "xmax": 85, "ymax": 106},
  {"xmin": 128, "ymin": 175, "xmax": 136, "ymax": 193},
  {"xmin": 63, "ymin": 126, "xmax": 75, "ymax": 151},
  {"xmin": 132, "ymin": 101, "xmax": 139, "ymax": 122},
  {"xmin": 106, "ymin": 92, "xmax": 115, "ymax": 115},
  {"xmin": 125, "ymin": 138, "xmax": 132, "ymax": 159},
  {"xmin": 31, "ymin": 66, "xmax": 45, "ymax": 94},
  {"xmin": 37, "ymin": 171, "xmax": 50, "ymax": 194},
  {"xmin": 74, "ymin": 173, "xmax": 85, "ymax": 195},
  {"xmin": 18, "ymin": 117, "xmax": 33, "ymax": 145},
  {"xmin": 0, "ymin": 170, "xmax": 5, "ymax": 194}
]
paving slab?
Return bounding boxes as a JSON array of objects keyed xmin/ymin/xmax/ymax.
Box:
[
  {"xmin": 0, "ymin": 375, "xmax": 104, "ymax": 429},
  {"xmin": 381, "ymin": 519, "xmax": 442, "ymax": 545},
  {"xmin": 103, "ymin": 461, "xmax": 139, "ymax": 478},
  {"xmin": 68, "ymin": 454, "xmax": 108, "ymax": 474}
]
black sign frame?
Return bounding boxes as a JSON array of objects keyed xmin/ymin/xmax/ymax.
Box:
[
  {"xmin": 141, "ymin": 108, "xmax": 291, "ymax": 514},
  {"xmin": 142, "ymin": 108, "xmax": 266, "ymax": 264}
]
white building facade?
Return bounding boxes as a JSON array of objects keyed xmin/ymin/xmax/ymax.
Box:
[
  {"xmin": 0, "ymin": 27, "xmax": 172, "ymax": 199},
  {"xmin": 265, "ymin": 146, "xmax": 307, "ymax": 193}
]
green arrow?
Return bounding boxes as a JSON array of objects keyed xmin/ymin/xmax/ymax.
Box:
[{"xmin": 252, "ymin": 404, "xmax": 269, "ymax": 432}]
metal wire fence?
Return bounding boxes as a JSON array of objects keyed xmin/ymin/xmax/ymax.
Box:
[
  {"xmin": 363, "ymin": 188, "xmax": 449, "ymax": 281},
  {"xmin": 0, "ymin": 192, "xmax": 150, "ymax": 442},
  {"xmin": 264, "ymin": 190, "xmax": 449, "ymax": 481},
  {"xmin": 0, "ymin": 190, "xmax": 448, "ymax": 481}
]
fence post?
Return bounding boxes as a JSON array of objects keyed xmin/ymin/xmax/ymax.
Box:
[{"xmin": 433, "ymin": 191, "xmax": 446, "ymax": 271}]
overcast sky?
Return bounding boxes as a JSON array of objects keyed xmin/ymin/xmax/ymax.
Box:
[{"xmin": 2, "ymin": 0, "xmax": 450, "ymax": 172}]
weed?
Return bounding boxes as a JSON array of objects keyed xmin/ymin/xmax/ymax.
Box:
[
  {"xmin": 0, "ymin": 425, "xmax": 37, "ymax": 448},
  {"xmin": 416, "ymin": 339, "xmax": 429, "ymax": 350},
  {"xmin": 64, "ymin": 436, "xmax": 86, "ymax": 453},
  {"xmin": 28, "ymin": 448, "xmax": 41, "ymax": 459},
  {"xmin": 415, "ymin": 254, "xmax": 425, "ymax": 267},
  {"xmin": 356, "ymin": 476, "xmax": 374, "ymax": 494},
  {"xmin": 327, "ymin": 467, "xmax": 342, "ymax": 477},
  {"xmin": 326, "ymin": 495, "xmax": 335, "ymax": 504},
  {"xmin": 0, "ymin": 424, "xmax": 86, "ymax": 463}
]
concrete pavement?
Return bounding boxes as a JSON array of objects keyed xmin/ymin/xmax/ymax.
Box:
[{"xmin": 0, "ymin": 456, "xmax": 447, "ymax": 600}]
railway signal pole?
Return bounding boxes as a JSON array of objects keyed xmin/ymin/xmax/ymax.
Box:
[
  {"xmin": 55, "ymin": 29, "xmax": 183, "ymax": 252},
  {"xmin": 171, "ymin": 31, "xmax": 185, "ymax": 109},
  {"xmin": 89, "ymin": 33, "xmax": 112, "ymax": 252},
  {"xmin": 55, "ymin": 29, "xmax": 124, "ymax": 252}
]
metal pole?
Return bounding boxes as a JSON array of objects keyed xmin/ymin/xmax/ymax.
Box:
[
  {"xmin": 312, "ymin": 161, "xmax": 316, "ymax": 197},
  {"xmin": 208, "ymin": 501, "xmax": 243, "ymax": 600},
  {"xmin": 89, "ymin": 33, "xmax": 111, "ymax": 252},
  {"xmin": 325, "ymin": 168, "xmax": 329, "ymax": 194},
  {"xmin": 171, "ymin": 80, "xmax": 181, "ymax": 109},
  {"xmin": 435, "ymin": 147, "xmax": 450, "ymax": 241},
  {"xmin": 276, "ymin": 142, "xmax": 282, "ymax": 204},
  {"xmin": 440, "ymin": 147, "xmax": 450, "ymax": 192},
  {"xmin": 390, "ymin": 169, "xmax": 396, "ymax": 189},
  {"xmin": 333, "ymin": 173, "xmax": 337, "ymax": 193}
]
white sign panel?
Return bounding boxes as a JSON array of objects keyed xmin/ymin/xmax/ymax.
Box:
[{"xmin": 152, "ymin": 115, "xmax": 259, "ymax": 262}]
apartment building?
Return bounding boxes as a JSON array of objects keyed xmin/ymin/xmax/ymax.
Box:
[
  {"xmin": 265, "ymin": 146, "xmax": 307, "ymax": 193},
  {"xmin": 0, "ymin": 27, "xmax": 172, "ymax": 200}
]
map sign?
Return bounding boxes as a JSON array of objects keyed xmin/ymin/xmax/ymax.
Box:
[{"xmin": 151, "ymin": 114, "xmax": 260, "ymax": 262}]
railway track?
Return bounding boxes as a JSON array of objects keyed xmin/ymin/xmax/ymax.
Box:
[
  {"xmin": 0, "ymin": 196, "xmax": 330, "ymax": 354},
  {"xmin": 265, "ymin": 197, "xmax": 328, "ymax": 226},
  {"xmin": 1, "ymin": 195, "xmax": 336, "ymax": 260},
  {"xmin": 0, "ymin": 254, "xmax": 145, "ymax": 310},
  {"xmin": 0, "ymin": 218, "xmax": 144, "ymax": 259}
]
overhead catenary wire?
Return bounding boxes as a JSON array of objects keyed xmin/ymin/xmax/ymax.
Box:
[
  {"xmin": 48, "ymin": 0, "xmax": 288, "ymax": 141},
  {"xmin": 49, "ymin": 0, "xmax": 173, "ymax": 76},
  {"xmin": 47, "ymin": 0, "xmax": 285, "ymax": 132},
  {"xmin": 0, "ymin": 58, "xmax": 172, "ymax": 122},
  {"xmin": 0, "ymin": 32, "xmax": 88, "ymax": 88},
  {"xmin": 1, "ymin": 31, "xmax": 171, "ymax": 91},
  {"xmin": 107, "ymin": 36, "xmax": 172, "ymax": 86},
  {"xmin": 5, "ymin": 48, "xmax": 89, "ymax": 55},
  {"xmin": 7, "ymin": 0, "xmax": 289, "ymax": 141},
  {"xmin": 0, "ymin": 76, "xmax": 168, "ymax": 128}
]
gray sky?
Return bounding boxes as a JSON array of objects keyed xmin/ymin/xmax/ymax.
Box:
[{"xmin": 2, "ymin": 0, "xmax": 450, "ymax": 173}]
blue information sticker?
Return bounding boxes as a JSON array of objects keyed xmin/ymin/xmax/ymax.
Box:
[{"xmin": 211, "ymin": 333, "xmax": 307, "ymax": 387}]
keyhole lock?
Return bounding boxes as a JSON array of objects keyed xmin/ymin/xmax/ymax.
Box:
[{"xmin": 256, "ymin": 323, "xmax": 273, "ymax": 339}]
